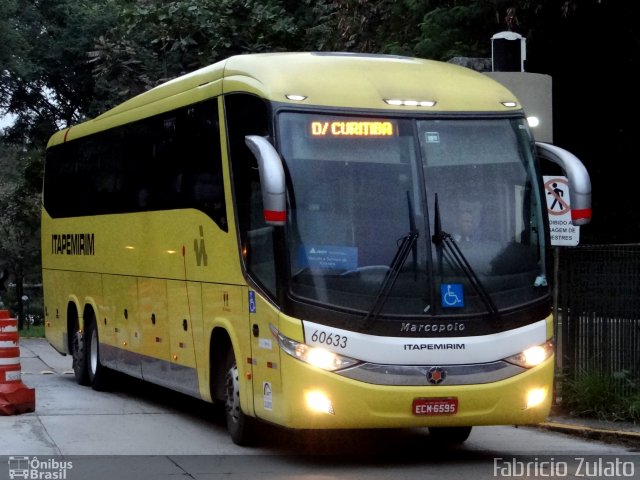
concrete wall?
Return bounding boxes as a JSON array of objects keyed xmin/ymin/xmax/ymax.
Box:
[{"xmin": 485, "ymin": 72, "xmax": 553, "ymax": 143}]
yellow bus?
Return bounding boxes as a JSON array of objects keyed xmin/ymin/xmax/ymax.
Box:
[{"xmin": 41, "ymin": 52, "xmax": 591, "ymax": 446}]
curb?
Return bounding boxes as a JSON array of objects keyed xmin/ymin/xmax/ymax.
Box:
[{"xmin": 538, "ymin": 421, "xmax": 640, "ymax": 445}]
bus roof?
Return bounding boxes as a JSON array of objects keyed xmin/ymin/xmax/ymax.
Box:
[{"xmin": 48, "ymin": 52, "xmax": 521, "ymax": 147}]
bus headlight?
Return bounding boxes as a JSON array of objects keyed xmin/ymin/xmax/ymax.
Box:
[
  {"xmin": 271, "ymin": 325, "xmax": 360, "ymax": 371},
  {"xmin": 504, "ymin": 340, "xmax": 554, "ymax": 368}
]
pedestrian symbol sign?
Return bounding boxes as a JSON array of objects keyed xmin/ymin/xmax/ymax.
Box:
[{"xmin": 544, "ymin": 176, "xmax": 580, "ymax": 246}]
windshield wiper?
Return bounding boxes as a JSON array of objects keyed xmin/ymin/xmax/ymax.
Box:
[
  {"xmin": 361, "ymin": 229, "xmax": 419, "ymax": 331},
  {"xmin": 431, "ymin": 194, "xmax": 499, "ymax": 318},
  {"xmin": 406, "ymin": 191, "xmax": 418, "ymax": 277}
]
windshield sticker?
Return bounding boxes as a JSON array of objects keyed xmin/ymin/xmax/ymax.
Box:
[
  {"xmin": 299, "ymin": 245, "xmax": 358, "ymax": 271},
  {"xmin": 441, "ymin": 283, "xmax": 464, "ymax": 308},
  {"xmin": 425, "ymin": 131, "xmax": 440, "ymax": 143}
]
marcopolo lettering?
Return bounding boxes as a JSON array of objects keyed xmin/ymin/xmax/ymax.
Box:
[
  {"xmin": 51, "ymin": 233, "xmax": 95, "ymax": 255},
  {"xmin": 400, "ymin": 322, "xmax": 465, "ymax": 333}
]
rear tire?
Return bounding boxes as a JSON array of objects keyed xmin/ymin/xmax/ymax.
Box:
[
  {"xmin": 71, "ymin": 319, "xmax": 89, "ymax": 386},
  {"xmin": 428, "ymin": 426, "xmax": 472, "ymax": 444},
  {"xmin": 224, "ymin": 348, "xmax": 255, "ymax": 446},
  {"xmin": 85, "ymin": 314, "xmax": 110, "ymax": 391}
]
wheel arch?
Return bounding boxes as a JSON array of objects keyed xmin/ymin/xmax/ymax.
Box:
[
  {"xmin": 210, "ymin": 326, "xmax": 233, "ymax": 402},
  {"xmin": 65, "ymin": 297, "xmax": 81, "ymax": 353},
  {"xmin": 82, "ymin": 300, "xmax": 99, "ymax": 328},
  {"xmin": 66, "ymin": 297, "xmax": 101, "ymax": 352}
]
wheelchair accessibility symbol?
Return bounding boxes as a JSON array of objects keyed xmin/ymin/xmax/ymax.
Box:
[{"xmin": 441, "ymin": 283, "xmax": 464, "ymax": 308}]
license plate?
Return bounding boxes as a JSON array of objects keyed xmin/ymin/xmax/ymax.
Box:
[{"xmin": 412, "ymin": 397, "xmax": 458, "ymax": 416}]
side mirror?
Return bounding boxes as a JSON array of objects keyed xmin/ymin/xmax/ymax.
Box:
[
  {"xmin": 536, "ymin": 142, "xmax": 592, "ymax": 226},
  {"xmin": 245, "ymin": 135, "xmax": 287, "ymax": 226}
]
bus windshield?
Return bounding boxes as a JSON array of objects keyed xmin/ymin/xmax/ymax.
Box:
[{"xmin": 278, "ymin": 112, "xmax": 548, "ymax": 317}]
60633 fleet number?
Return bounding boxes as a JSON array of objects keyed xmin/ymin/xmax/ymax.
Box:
[{"xmin": 310, "ymin": 330, "xmax": 348, "ymax": 349}]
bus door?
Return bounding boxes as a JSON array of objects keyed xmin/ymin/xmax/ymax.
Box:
[{"xmin": 223, "ymin": 92, "xmax": 283, "ymax": 421}]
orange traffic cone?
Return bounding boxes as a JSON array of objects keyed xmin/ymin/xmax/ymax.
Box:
[{"xmin": 0, "ymin": 310, "xmax": 36, "ymax": 415}]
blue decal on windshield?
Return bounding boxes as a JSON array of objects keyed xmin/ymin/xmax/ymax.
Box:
[
  {"xmin": 441, "ymin": 283, "xmax": 464, "ymax": 308},
  {"xmin": 299, "ymin": 245, "xmax": 358, "ymax": 271}
]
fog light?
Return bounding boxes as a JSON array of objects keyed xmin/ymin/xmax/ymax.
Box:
[
  {"xmin": 526, "ymin": 387, "xmax": 547, "ymax": 409},
  {"xmin": 305, "ymin": 390, "xmax": 335, "ymax": 415}
]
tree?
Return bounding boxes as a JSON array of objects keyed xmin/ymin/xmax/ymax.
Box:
[
  {"xmin": 0, "ymin": 143, "xmax": 41, "ymax": 328},
  {"xmin": 1, "ymin": 0, "xmax": 122, "ymax": 146},
  {"xmin": 0, "ymin": 1, "xmax": 122, "ymax": 325},
  {"xmin": 413, "ymin": 2, "xmax": 498, "ymax": 60},
  {"xmin": 89, "ymin": 0, "xmax": 300, "ymax": 109},
  {"xmin": 0, "ymin": 0, "xmax": 20, "ymax": 70}
]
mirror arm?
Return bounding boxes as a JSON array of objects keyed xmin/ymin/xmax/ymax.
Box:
[
  {"xmin": 536, "ymin": 142, "xmax": 592, "ymax": 226},
  {"xmin": 245, "ymin": 135, "xmax": 287, "ymax": 226}
]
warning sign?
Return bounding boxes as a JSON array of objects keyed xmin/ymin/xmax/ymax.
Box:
[{"xmin": 544, "ymin": 176, "xmax": 579, "ymax": 246}]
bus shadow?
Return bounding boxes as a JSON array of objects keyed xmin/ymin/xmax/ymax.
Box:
[
  {"xmin": 258, "ymin": 425, "xmax": 492, "ymax": 461},
  {"xmin": 95, "ymin": 370, "xmax": 496, "ymax": 461}
]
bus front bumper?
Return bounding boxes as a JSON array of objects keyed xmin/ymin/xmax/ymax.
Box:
[{"xmin": 276, "ymin": 355, "xmax": 554, "ymax": 430}]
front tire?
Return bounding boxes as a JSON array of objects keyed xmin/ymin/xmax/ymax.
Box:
[{"xmin": 224, "ymin": 348, "xmax": 255, "ymax": 446}]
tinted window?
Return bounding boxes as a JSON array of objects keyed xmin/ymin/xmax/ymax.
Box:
[
  {"xmin": 44, "ymin": 99, "xmax": 227, "ymax": 231},
  {"xmin": 226, "ymin": 93, "xmax": 276, "ymax": 295}
]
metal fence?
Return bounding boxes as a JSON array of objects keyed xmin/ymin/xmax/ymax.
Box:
[{"xmin": 557, "ymin": 244, "xmax": 640, "ymax": 397}]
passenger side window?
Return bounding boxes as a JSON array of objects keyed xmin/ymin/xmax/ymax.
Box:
[
  {"xmin": 225, "ymin": 93, "xmax": 276, "ymax": 296},
  {"xmin": 43, "ymin": 99, "xmax": 227, "ymax": 231}
]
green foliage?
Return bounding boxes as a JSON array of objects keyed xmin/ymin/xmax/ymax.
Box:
[
  {"xmin": 0, "ymin": 143, "xmax": 42, "ymax": 326},
  {"xmin": 321, "ymin": 0, "xmax": 400, "ymax": 52},
  {"xmin": 1, "ymin": 0, "xmax": 121, "ymax": 144},
  {"xmin": 561, "ymin": 371, "xmax": 640, "ymax": 423},
  {"xmin": 414, "ymin": 3, "xmax": 499, "ymax": 60},
  {"xmin": 19, "ymin": 324, "xmax": 45, "ymax": 338},
  {"xmin": 90, "ymin": 0, "xmax": 300, "ymax": 109},
  {"xmin": 627, "ymin": 394, "xmax": 640, "ymax": 423},
  {"xmin": 2, "ymin": 0, "xmax": 568, "ymax": 132},
  {"xmin": 290, "ymin": 0, "xmax": 340, "ymax": 51},
  {"xmin": 0, "ymin": 0, "xmax": 20, "ymax": 67}
]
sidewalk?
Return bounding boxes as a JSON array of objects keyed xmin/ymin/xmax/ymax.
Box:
[
  {"xmin": 540, "ymin": 413, "xmax": 640, "ymax": 448},
  {"xmin": 10, "ymin": 338, "xmax": 640, "ymax": 448},
  {"xmin": 17, "ymin": 337, "xmax": 73, "ymax": 376}
]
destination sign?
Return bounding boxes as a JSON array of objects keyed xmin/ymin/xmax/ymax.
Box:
[{"xmin": 310, "ymin": 120, "xmax": 395, "ymax": 137}]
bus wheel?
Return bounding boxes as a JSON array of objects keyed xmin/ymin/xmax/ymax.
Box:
[
  {"xmin": 71, "ymin": 324, "xmax": 89, "ymax": 386},
  {"xmin": 428, "ymin": 426, "xmax": 472, "ymax": 444},
  {"xmin": 224, "ymin": 348, "xmax": 254, "ymax": 446},
  {"xmin": 85, "ymin": 315, "xmax": 110, "ymax": 391}
]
